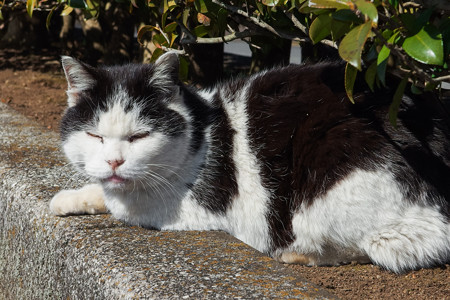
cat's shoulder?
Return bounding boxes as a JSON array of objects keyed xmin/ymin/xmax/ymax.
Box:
[
  {"xmin": 249, "ymin": 61, "xmax": 346, "ymax": 90},
  {"xmin": 238, "ymin": 61, "xmax": 348, "ymax": 112}
]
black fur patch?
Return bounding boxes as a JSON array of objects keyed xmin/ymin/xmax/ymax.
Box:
[
  {"xmin": 245, "ymin": 63, "xmax": 450, "ymax": 251},
  {"xmin": 190, "ymin": 92, "xmax": 239, "ymax": 213},
  {"xmin": 180, "ymin": 85, "xmax": 217, "ymax": 153}
]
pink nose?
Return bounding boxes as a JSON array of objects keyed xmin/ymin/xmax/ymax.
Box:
[{"xmin": 107, "ymin": 159, "xmax": 125, "ymax": 171}]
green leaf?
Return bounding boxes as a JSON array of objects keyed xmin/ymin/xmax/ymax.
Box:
[
  {"xmin": 381, "ymin": 29, "xmax": 393, "ymax": 40},
  {"xmin": 68, "ymin": 0, "xmax": 88, "ymax": 9},
  {"xmin": 309, "ymin": 14, "xmax": 332, "ymax": 44},
  {"xmin": 300, "ymin": 6, "xmax": 330, "ymax": 14},
  {"xmin": 194, "ymin": 0, "xmax": 208, "ymax": 13},
  {"xmin": 388, "ymin": 0, "xmax": 398, "ymax": 7},
  {"xmin": 169, "ymin": 33, "xmax": 178, "ymax": 47},
  {"xmin": 262, "ymin": 0, "xmax": 280, "ymax": 6},
  {"xmin": 150, "ymin": 48, "xmax": 164, "ymax": 63},
  {"xmin": 217, "ymin": 8, "xmax": 228, "ymax": 36},
  {"xmin": 389, "ymin": 76, "xmax": 408, "ymax": 127},
  {"xmin": 179, "ymin": 56, "xmax": 190, "ymax": 82},
  {"xmin": 376, "ymin": 32, "xmax": 399, "ymax": 86},
  {"xmin": 164, "ymin": 22, "xmax": 177, "ymax": 34},
  {"xmin": 60, "ymin": 5, "xmax": 74, "ymax": 16},
  {"xmin": 163, "ymin": 0, "xmax": 169, "ymax": 13},
  {"xmin": 46, "ymin": 6, "xmax": 57, "ymax": 31},
  {"xmin": 377, "ymin": 45, "xmax": 391, "ymax": 86},
  {"xmin": 137, "ymin": 25, "xmax": 158, "ymax": 45},
  {"xmin": 26, "ymin": 0, "xmax": 36, "ymax": 17},
  {"xmin": 345, "ymin": 63, "xmax": 358, "ymax": 104},
  {"xmin": 308, "ymin": 0, "xmax": 350, "ymax": 10},
  {"xmin": 376, "ymin": 55, "xmax": 388, "ymax": 87},
  {"xmin": 332, "ymin": 9, "xmax": 361, "ymax": 23},
  {"xmin": 84, "ymin": 0, "xmax": 99, "ymax": 18},
  {"xmin": 193, "ymin": 25, "xmax": 209, "ymax": 37},
  {"xmin": 153, "ymin": 33, "xmax": 168, "ymax": 47},
  {"xmin": 256, "ymin": 2, "xmax": 266, "ymax": 14},
  {"xmin": 364, "ymin": 61, "xmax": 377, "ymax": 92},
  {"xmin": 182, "ymin": 8, "xmax": 190, "ymax": 26},
  {"xmin": 354, "ymin": 0, "xmax": 378, "ymax": 25},
  {"xmin": 403, "ymin": 24, "xmax": 444, "ymax": 66},
  {"xmin": 338, "ymin": 21, "xmax": 372, "ymax": 70},
  {"xmin": 330, "ymin": 18, "xmax": 351, "ymax": 41}
]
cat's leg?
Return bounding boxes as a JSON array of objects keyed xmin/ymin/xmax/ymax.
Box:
[
  {"xmin": 275, "ymin": 247, "xmax": 371, "ymax": 267},
  {"xmin": 50, "ymin": 183, "xmax": 108, "ymax": 216},
  {"xmin": 275, "ymin": 252, "xmax": 318, "ymax": 266},
  {"xmin": 361, "ymin": 205, "xmax": 450, "ymax": 273}
]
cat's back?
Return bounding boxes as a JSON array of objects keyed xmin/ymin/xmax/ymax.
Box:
[
  {"xmin": 212, "ymin": 62, "xmax": 450, "ymax": 213},
  {"xmin": 217, "ymin": 61, "xmax": 387, "ymax": 137}
]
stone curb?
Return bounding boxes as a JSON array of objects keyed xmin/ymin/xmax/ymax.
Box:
[{"xmin": 0, "ymin": 103, "xmax": 337, "ymax": 299}]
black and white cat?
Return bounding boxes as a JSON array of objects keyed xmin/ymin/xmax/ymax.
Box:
[{"xmin": 50, "ymin": 52, "xmax": 450, "ymax": 273}]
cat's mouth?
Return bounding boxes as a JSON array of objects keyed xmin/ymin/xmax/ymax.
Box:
[{"xmin": 105, "ymin": 174, "xmax": 127, "ymax": 184}]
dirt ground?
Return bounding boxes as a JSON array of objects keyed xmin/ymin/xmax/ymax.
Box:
[{"xmin": 0, "ymin": 50, "xmax": 449, "ymax": 299}]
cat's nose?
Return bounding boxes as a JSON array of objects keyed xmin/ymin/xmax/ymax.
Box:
[{"xmin": 107, "ymin": 159, "xmax": 125, "ymax": 171}]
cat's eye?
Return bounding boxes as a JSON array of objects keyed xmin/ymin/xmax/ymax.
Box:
[
  {"xmin": 128, "ymin": 132, "xmax": 149, "ymax": 143},
  {"xmin": 86, "ymin": 132, "xmax": 104, "ymax": 143}
]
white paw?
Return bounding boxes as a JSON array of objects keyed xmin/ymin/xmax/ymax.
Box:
[{"xmin": 49, "ymin": 184, "xmax": 107, "ymax": 216}]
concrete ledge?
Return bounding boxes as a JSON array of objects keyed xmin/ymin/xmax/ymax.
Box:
[{"xmin": 0, "ymin": 103, "xmax": 336, "ymax": 299}]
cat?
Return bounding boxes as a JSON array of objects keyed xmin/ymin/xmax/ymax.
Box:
[{"xmin": 50, "ymin": 52, "xmax": 450, "ymax": 273}]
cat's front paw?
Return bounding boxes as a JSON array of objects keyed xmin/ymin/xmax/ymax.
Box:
[{"xmin": 49, "ymin": 184, "xmax": 107, "ymax": 216}]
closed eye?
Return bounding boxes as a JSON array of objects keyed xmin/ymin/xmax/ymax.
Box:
[
  {"xmin": 86, "ymin": 132, "xmax": 104, "ymax": 143},
  {"xmin": 128, "ymin": 132, "xmax": 150, "ymax": 143}
]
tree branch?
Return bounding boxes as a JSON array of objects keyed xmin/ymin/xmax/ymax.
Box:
[
  {"xmin": 181, "ymin": 28, "xmax": 255, "ymax": 44},
  {"xmin": 434, "ymin": 74, "xmax": 450, "ymax": 82},
  {"xmin": 284, "ymin": 11, "xmax": 307, "ymax": 35},
  {"xmin": 211, "ymin": 0, "xmax": 336, "ymax": 48}
]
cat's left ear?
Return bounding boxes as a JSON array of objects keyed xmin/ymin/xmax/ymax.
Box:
[
  {"xmin": 61, "ymin": 56, "xmax": 96, "ymax": 107},
  {"xmin": 152, "ymin": 51, "xmax": 179, "ymax": 84}
]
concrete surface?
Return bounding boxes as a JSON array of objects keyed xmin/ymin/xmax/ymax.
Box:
[{"xmin": 0, "ymin": 103, "xmax": 337, "ymax": 299}]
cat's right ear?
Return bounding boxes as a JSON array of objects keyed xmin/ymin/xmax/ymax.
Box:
[
  {"xmin": 61, "ymin": 56, "xmax": 96, "ymax": 107},
  {"xmin": 152, "ymin": 51, "xmax": 179, "ymax": 83}
]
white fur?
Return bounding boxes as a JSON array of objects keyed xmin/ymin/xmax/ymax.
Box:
[
  {"xmin": 50, "ymin": 184, "xmax": 106, "ymax": 215},
  {"xmin": 197, "ymin": 89, "xmax": 216, "ymax": 104},
  {"xmin": 218, "ymin": 83, "xmax": 272, "ymax": 252},
  {"xmin": 276, "ymin": 168, "xmax": 450, "ymax": 272}
]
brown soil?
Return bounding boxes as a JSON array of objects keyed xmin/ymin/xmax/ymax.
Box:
[
  {"xmin": 289, "ymin": 263, "xmax": 449, "ymax": 299},
  {"xmin": 0, "ymin": 49, "xmax": 66, "ymax": 131},
  {"xmin": 1, "ymin": 50, "xmax": 449, "ymax": 300}
]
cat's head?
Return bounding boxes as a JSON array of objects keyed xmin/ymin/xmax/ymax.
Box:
[{"xmin": 60, "ymin": 52, "xmax": 192, "ymax": 191}]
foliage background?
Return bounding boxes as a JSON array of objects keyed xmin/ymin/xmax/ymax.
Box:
[{"xmin": 1, "ymin": 0, "xmax": 449, "ymax": 121}]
